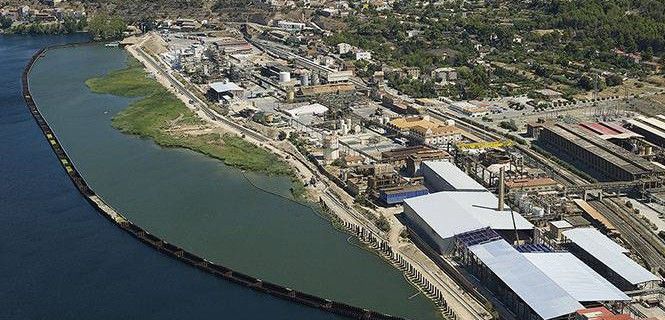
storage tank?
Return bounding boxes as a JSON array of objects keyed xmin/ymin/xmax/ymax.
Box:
[
  {"xmin": 340, "ymin": 123, "xmax": 349, "ymax": 135},
  {"xmin": 300, "ymin": 72, "xmax": 310, "ymax": 86},
  {"xmin": 279, "ymin": 71, "xmax": 291, "ymax": 83}
]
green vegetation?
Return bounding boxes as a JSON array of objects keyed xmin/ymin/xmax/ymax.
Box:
[
  {"xmin": 399, "ymin": 228, "xmax": 409, "ymax": 239},
  {"xmin": 86, "ymin": 57, "xmax": 294, "ymax": 178},
  {"xmin": 7, "ymin": 17, "xmax": 86, "ymax": 35},
  {"xmin": 0, "ymin": 16, "xmax": 13, "ymax": 29},
  {"xmin": 499, "ymin": 120, "xmax": 519, "ymax": 132},
  {"xmin": 386, "ymin": 73, "xmax": 438, "ymax": 98},
  {"xmin": 538, "ymin": 0, "xmax": 665, "ymax": 54},
  {"xmin": 375, "ymin": 215, "xmax": 391, "ymax": 232},
  {"xmin": 324, "ymin": 0, "xmax": 664, "ymax": 99},
  {"xmin": 87, "ymin": 14, "xmax": 126, "ymax": 40}
]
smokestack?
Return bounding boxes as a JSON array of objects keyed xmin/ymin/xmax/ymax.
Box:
[{"xmin": 498, "ymin": 167, "xmax": 505, "ymax": 211}]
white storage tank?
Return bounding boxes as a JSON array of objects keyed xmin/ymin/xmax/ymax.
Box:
[{"xmin": 279, "ymin": 71, "xmax": 291, "ymax": 83}]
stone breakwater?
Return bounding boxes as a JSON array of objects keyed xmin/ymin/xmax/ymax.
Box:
[{"xmin": 21, "ymin": 44, "xmax": 406, "ymax": 320}]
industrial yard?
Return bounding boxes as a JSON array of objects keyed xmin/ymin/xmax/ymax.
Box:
[{"xmin": 113, "ymin": 19, "xmax": 665, "ymax": 320}]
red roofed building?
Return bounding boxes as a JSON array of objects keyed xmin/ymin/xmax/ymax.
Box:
[
  {"xmin": 578, "ymin": 122, "xmax": 642, "ymax": 140},
  {"xmin": 575, "ymin": 307, "xmax": 632, "ymax": 320}
]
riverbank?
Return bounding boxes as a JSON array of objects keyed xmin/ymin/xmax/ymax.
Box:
[
  {"xmin": 85, "ymin": 57, "xmax": 308, "ymax": 197},
  {"xmin": 119, "ymin": 33, "xmax": 488, "ymax": 320},
  {"xmin": 23, "ymin": 44, "xmax": 404, "ymax": 320},
  {"xmin": 4, "ymin": 33, "xmax": 354, "ymax": 320}
]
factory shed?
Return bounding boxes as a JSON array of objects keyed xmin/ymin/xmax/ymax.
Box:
[
  {"xmin": 467, "ymin": 239, "xmax": 583, "ymax": 320},
  {"xmin": 536, "ymin": 123, "xmax": 662, "ymax": 181},
  {"xmin": 208, "ymin": 81, "xmax": 245, "ymax": 101},
  {"xmin": 578, "ymin": 122, "xmax": 641, "ymax": 140},
  {"xmin": 562, "ymin": 228, "xmax": 660, "ymax": 289},
  {"xmin": 421, "ymin": 161, "xmax": 485, "ymax": 192},
  {"xmin": 379, "ymin": 185, "xmax": 429, "ymax": 205},
  {"xmin": 625, "ymin": 116, "xmax": 665, "ymax": 147},
  {"xmin": 403, "ymin": 191, "xmax": 533, "ymax": 254},
  {"xmin": 523, "ymin": 252, "xmax": 630, "ymax": 302}
]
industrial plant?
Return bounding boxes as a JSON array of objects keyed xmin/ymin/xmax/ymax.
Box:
[{"xmin": 109, "ymin": 22, "xmax": 665, "ymax": 320}]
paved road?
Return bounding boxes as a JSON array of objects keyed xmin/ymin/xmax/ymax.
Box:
[
  {"xmin": 132, "ymin": 43, "xmax": 268, "ymax": 143},
  {"xmin": 131, "ymin": 34, "xmax": 491, "ymax": 320}
]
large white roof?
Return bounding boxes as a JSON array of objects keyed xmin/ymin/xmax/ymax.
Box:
[
  {"xmin": 562, "ymin": 228, "xmax": 660, "ymax": 285},
  {"xmin": 283, "ymin": 103, "xmax": 329, "ymax": 117},
  {"xmin": 469, "ymin": 240, "xmax": 583, "ymax": 319},
  {"xmin": 210, "ymin": 81, "xmax": 243, "ymax": 93},
  {"xmin": 422, "ymin": 161, "xmax": 486, "ymax": 191},
  {"xmin": 524, "ymin": 252, "xmax": 630, "ymax": 302},
  {"xmin": 403, "ymin": 191, "xmax": 533, "ymax": 239}
]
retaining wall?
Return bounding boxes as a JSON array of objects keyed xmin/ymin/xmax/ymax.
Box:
[{"xmin": 21, "ymin": 44, "xmax": 406, "ymax": 320}]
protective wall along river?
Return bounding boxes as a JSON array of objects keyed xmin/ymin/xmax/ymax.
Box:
[
  {"xmin": 24, "ymin": 41, "xmax": 440, "ymax": 319},
  {"xmin": 1, "ymin": 34, "xmax": 349, "ymax": 320}
]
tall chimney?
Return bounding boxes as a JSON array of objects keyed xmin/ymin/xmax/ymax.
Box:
[{"xmin": 498, "ymin": 167, "xmax": 505, "ymax": 211}]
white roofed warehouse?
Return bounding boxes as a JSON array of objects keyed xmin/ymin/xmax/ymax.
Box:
[
  {"xmin": 281, "ymin": 103, "xmax": 329, "ymax": 118},
  {"xmin": 562, "ymin": 227, "xmax": 661, "ymax": 290},
  {"xmin": 402, "ymin": 190, "xmax": 533, "ymax": 254},
  {"xmin": 455, "ymin": 229, "xmax": 631, "ymax": 320},
  {"xmin": 207, "ymin": 81, "xmax": 245, "ymax": 103},
  {"xmin": 464, "ymin": 239, "xmax": 583, "ymax": 320},
  {"xmin": 421, "ymin": 160, "xmax": 486, "ymax": 192}
]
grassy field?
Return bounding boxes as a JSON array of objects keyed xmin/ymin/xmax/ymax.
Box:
[{"xmin": 86, "ymin": 57, "xmax": 297, "ymax": 180}]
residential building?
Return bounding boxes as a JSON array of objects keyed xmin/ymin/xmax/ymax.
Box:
[
  {"xmin": 355, "ymin": 51, "xmax": 372, "ymax": 61},
  {"xmin": 337, "ymin": 42, "xmax": 352, "ymax": 55}
]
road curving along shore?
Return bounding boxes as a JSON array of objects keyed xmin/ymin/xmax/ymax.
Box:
[{"xmin": 22, "ymin": 44, "xmax": 406, "ymax": 320}]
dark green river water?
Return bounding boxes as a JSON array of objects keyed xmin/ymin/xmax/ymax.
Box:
[{"xmin": 28, "ymin": 43, "xmax": 439, "ymax": 320}]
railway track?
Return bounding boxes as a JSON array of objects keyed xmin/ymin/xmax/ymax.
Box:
[
  {"xmin": 588, "ymin": 200, "xmax": 665, "ymax": 273},
  {"xmin": 427, "ymin": 108, "xmax": 587, "ymax": 186}
]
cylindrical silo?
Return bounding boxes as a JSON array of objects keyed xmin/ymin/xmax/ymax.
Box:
[{"xmin": 279, "ymin": 71, "xmax": 291, "ymax": 83}]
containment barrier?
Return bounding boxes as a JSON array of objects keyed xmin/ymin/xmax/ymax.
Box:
[{"xmin": 21, "ymin": 44, "xmax": 408, "ymax": 320}]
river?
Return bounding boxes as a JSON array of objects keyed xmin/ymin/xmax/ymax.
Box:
[
  {"xmin": 0, "ymin": 34, "xmax": 359, "ymax": 320},
  {"xmin": 20, "ymin": 38, "xmax": 439, "ymax": 319}
]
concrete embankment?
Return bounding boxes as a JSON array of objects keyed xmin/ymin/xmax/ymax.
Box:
[{"xmin": 21, "ymin": 44, "xmax": 406, "ymax": 320}]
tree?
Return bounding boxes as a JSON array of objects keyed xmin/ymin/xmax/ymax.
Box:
[
  {"xmin": 88, "ymin": 14, "xmax": 126, "ymax": 40},
  {"xmin": 643, "ymin": 47, "xmax": 654, "ymax": 61},
  {"xmin": 499, "ymin": 120, "xmax": 519, "ymax": 131},
  {"xmin": 0, "ymin": 16, "xmax": 12, "ymax": 29},
  {"xmin": 375, "ymin": 214, "xmax": 391, "ymax": 232},
  {"xmin": 277, "ymin": 131, "xmax": 287, "ymax": 140},
  {"xmin": 62, "ymin": 17, "xmax": 80, "ymax": 33},
  {"xmin": 605, "ymin": 74, "xmax": 623, "ymax": 87},
  {"xmin": 577, "ymin": 75, "xmax": 595, "ymax": 90}
]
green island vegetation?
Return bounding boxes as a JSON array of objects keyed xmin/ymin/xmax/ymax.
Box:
[{"xmin": 85, "ymin": 57, "xmax": 306, "ymax": 198}]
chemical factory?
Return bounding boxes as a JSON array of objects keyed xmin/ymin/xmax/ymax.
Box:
[{"xmin": 143, "ymin": 26, "xmax": 665, "ymax": 320}]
